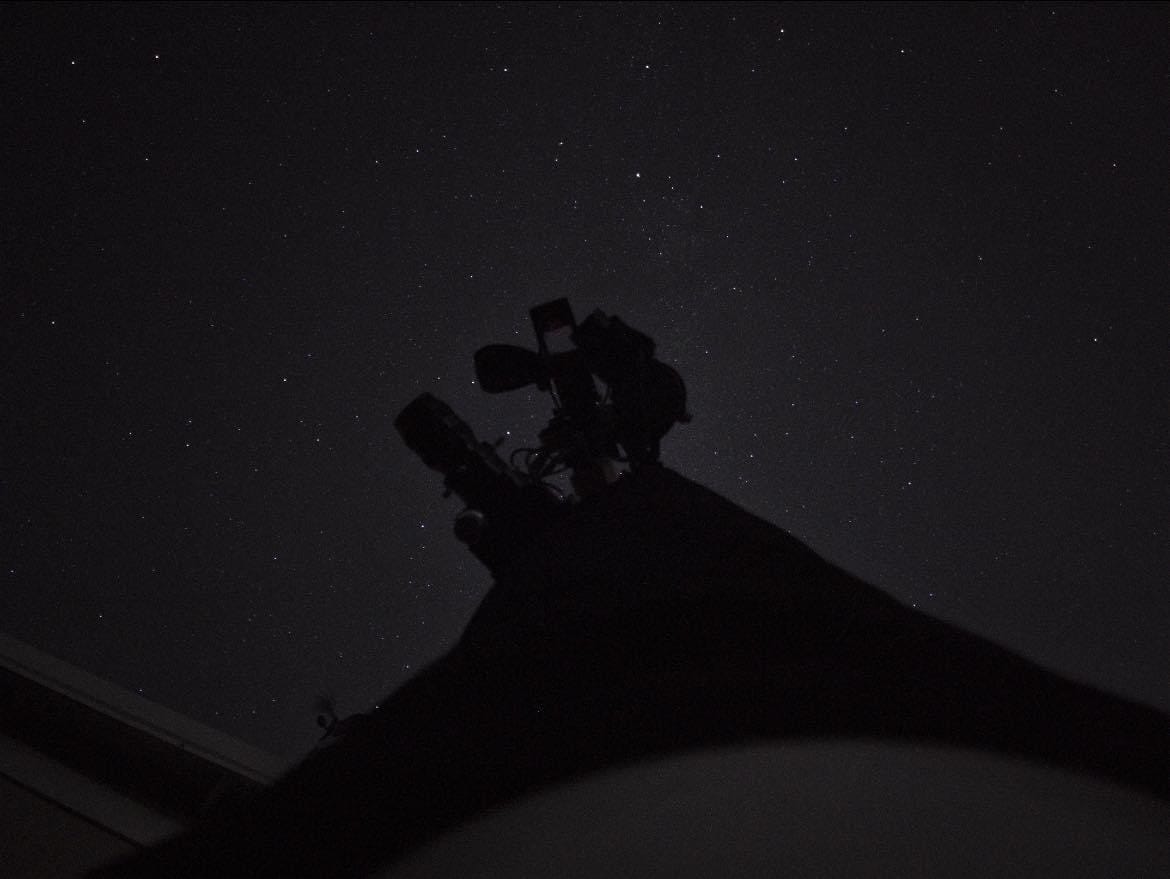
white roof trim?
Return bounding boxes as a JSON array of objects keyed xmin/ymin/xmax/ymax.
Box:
[{"xmin": 0, "ymin": 634, "xmax": 287, "ymax": 784}]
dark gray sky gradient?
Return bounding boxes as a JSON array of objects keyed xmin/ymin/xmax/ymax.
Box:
[{"xmin": 3, "ymin": 3, "xmax": 1167, "ymax": 757}]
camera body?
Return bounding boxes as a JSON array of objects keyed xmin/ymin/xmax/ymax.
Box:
[{"xmin": 395, "ymin": 299, "xmax": 689, "ymax": 573}]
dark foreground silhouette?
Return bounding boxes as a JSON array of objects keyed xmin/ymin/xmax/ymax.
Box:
[{"xmin": 92, "ymin": 466, "xmax": 1169, "ymax": 877}]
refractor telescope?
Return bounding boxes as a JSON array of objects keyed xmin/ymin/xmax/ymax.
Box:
[{"xmin": 395, "ymin": 298, "xmax": 690, "ymax": 573}]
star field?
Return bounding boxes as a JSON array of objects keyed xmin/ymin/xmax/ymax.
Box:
[{"xmin": 2, "ymin": 4, "xmax": 1167, "ymax": 756}]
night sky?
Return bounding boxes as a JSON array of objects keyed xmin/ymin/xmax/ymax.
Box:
[{"xmin": 4, "ymin": 3, "xmax": 1167, "ymax": 759}]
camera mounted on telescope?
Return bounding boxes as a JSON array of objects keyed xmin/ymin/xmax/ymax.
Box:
[{"xmin": 395, "ymin": 298, "xmax": 690, "ymax": 573}]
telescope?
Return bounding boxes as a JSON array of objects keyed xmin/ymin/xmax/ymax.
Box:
[{"xmin": 395, "ymin": 298, "xmax": 689, "ymax": 573}]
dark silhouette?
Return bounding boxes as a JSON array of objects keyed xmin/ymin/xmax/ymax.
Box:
[
  {"xmin": 90, "ymin": 302, "xmax": 1169, "ymax": 877},
  {"xmin": 313, "ymin": 694, "xmax": 367, "ymax": 744},
  {"xmin": 90, "ymin": 465, "xmax": 1170, "ymax": 877}
]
